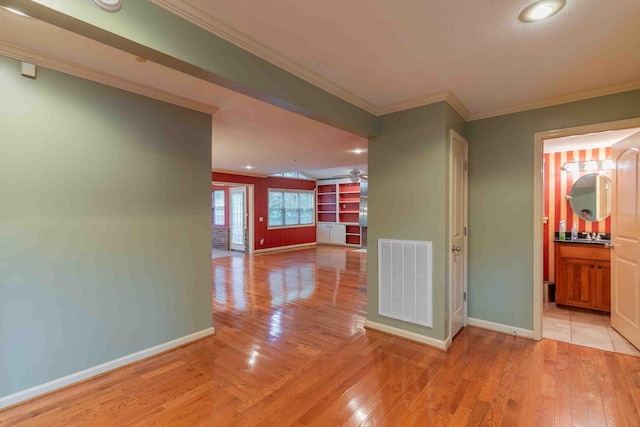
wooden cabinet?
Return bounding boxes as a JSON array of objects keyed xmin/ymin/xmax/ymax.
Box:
[
  {"xmin": 316, "ymin": 180, "xmax": 362, "ymax": 247},
  {"xmin": 554, "ymin": 242, "xmax": 611, "ymax": 312}
]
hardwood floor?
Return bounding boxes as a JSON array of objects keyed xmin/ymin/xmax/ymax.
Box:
[{"xmin": 2, "ymin": 246, "xmax": 640, "ymax": 426}]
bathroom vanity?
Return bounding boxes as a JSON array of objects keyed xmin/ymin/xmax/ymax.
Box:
[{"xmin": 554, "ymin": 240, "xmax": 611, "ymax": 312}]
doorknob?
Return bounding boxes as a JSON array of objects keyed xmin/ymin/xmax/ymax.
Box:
[
  {"xmin": 452, "ymin": 245, "xmax": 461, "ymax": 253},
  {"xmin": 605, "ymin": 242, "xmax": 615, "ymax": 249}
]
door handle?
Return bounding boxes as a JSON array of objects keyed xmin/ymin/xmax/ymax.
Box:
[
  {"xmin": 605, "ymin": 242, "xmax": 615, "ymax": 249},
  {"xmin": 452, "ymin": 245, "xmax": 461, "ymax": 253}
]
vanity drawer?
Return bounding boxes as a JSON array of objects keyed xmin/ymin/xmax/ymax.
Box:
[{"xmin": 557, "ymin": 244, "xmax": 610, "ymax": 261}]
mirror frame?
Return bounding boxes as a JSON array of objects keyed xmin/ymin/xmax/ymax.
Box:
[{"xmin": 568, "ymin": 173, "xmax": 612, "ymax": 222}]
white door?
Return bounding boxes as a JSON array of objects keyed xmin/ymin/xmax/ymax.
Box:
[
  {"xmin": 230, "ymin": 186, "xmax": 246, "ymax": 252},
  {"xmin": 611, "ymin": 132, "xmax": 640, "ymax": 348},
  {"xmin": 449, "ymin": 131, "xmax": 468, "ymax": 340}
]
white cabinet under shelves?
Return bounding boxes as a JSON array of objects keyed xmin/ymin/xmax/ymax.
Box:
[{"xmin": 317, "ymin": 223, "xmax": 346, "ymax": 245}]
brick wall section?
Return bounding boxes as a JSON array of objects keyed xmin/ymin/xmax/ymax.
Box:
[{"xmin": 212, "ymin": 227, "xmax": 229, "ymax": 251}]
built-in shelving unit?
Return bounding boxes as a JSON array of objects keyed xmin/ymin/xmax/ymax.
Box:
[
  {"xmin": 316, "ymin": 180, "xmax": 362, "ymax": 247},
  {"xmin": 317, "ymin": 184, "xmax": 337, "ymax": 223}
]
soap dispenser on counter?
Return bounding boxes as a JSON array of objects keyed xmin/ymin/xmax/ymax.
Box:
[
  {"xmin": 571, "ymin": 222, "xmax": 578, "ymax": 240},
  {"xmin": 559, "ymin": 220, "xmax": 566, "ymax": 240}
]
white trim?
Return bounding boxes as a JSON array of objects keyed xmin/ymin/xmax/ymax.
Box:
[
  {"xmin": 247, "ymin": 186, "xmax": 255, "ymax": 254},
  {"xmin": 253, "ymin": 242, "xmax": 317, "ymax": 254},
  {"xmin": 467, "ymin": 318, "xmax": 534, "ymax": 340},
  {"xmin": 379, "ymin": 91, "xmax": 470, "ymax": 120},
  {"xmin": 532, "ymin": 117, "xmax": 640, "ymax": 341},
  {"xmin": 364, "ymin": 320, "xmax": 448, "ymax": 351},
  {"xmin": 444, "ymin": 336, "xmax": 452, "ymax": 351},
  {"xmin": 0, "ymin": 327, "xmax": 215, "ymax": 410},
  {"xmin": 149, "ymin": 0, "xmax": 381, "ymax": 115},
  {"xmin": 144, "ymin": 0, "xmax": 640, "ymax": 122},
  {"xmin": 0, "ymin": 41, "xmax": 219, "ymax": 115},
  {"xmin": 470, "ymin": 80, "xmax": 640, "ymax": 121},
  {"xmin": 448, "ymin": 130, "xmax": 469, "ymax": 340},
  {"xmin": 267, "ymin": 224, "xmax": 316, "ymax": 231}
]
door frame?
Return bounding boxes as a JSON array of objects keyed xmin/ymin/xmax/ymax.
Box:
[
  {"xmin": 229, "ymin": 186, "xmax": 247, "ymax": 251},
  {"xmin": 532, "ymin": 117, "xmax": 640, "ymax": 340},
  {"xmin": 212, "ymin": 181, "xmax": 255, "ymax": 254},
  {"xmin": 448, "ymin": 129, "xmax": 469, "ymax": 345}
]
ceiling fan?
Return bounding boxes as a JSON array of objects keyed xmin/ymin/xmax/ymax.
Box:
[{"xmin": 332, "ymin": 166, "xmax": 368, "ymax": 182}]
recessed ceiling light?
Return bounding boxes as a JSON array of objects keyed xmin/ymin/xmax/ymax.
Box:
[
  {"xmin": 353, "ymin": 148, "xmax": 365, "ymax": 154},
  {"xmin": 1, "ymin": 6, "xmax": 29, "ymax": 17},
  {"xmin": 246, "ymin": 165, "xmax": 253, "ymax": 169},
  {"xmin": 519, "ymin": 0, "xmax": 565, "ymax": 23}
]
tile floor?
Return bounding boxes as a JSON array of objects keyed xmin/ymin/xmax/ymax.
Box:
[
  {"xmin": 543, "ymin": 302, "xmax": 640, "ymax": 356},
  {"xmin": 212, "ymin": 248, "xmax": 245, "ymax": 260}
]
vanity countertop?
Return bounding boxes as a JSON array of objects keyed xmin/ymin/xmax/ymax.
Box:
[{"xmin": 554, "ymin": 238, "xmax": 611, "ymax": 245}]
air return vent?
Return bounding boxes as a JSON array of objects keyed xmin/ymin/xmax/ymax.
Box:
[{"xmin": 378, "ymin": 239, "xmax": 433, "ymax": 327}]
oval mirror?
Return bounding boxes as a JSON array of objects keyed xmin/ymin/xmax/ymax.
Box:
[{"xmin": 568, "ymin": 173, "xmax": 612, "ymax": 222}]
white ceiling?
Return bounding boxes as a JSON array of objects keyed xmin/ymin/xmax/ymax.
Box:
[
  {"xmin": 4, "ymin": 1, "xmax": 640, "ymax": 177},
  {"xmin": 0, "ymin": 7, "xmax": 367, "ymax": 177},
  {"xmin": 544, "ymin": 128, "xmax": 640, "ymax": 153},
  {"xmin": 154, "ymin": 0, "xmax": 640, "ymax": 119}
]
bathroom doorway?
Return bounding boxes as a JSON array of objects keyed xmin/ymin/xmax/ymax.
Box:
[{"xmin": 534, "ymin": 121, "xmax": 640, "ymax": 356}]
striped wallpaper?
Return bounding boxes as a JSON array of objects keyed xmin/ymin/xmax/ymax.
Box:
[{"xmin": 543, "ymin": 147, "xmax": 612, "ymax": 282}]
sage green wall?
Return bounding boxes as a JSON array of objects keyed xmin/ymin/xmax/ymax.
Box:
[
  {"xmin": 367, "ymin": 102, "xmax": 449, "ymax": 341},
  {"xmin": 0, "ymin": 55, "xmax": 212, "ymax": 398},
  {"xmin": 466, "ymin": 89, "xmax": 640, "ymax": 330},
  {"xmin": 4, "ymin": 0, "xmax": 376, "ymax": 138}
]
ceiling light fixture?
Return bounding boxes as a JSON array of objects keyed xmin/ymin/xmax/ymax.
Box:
[
  {"xmin": 88, "ymin": 0, "xmax": 123, "ymax": 13},
  {"xmin": 561, "ymin": 159, "xmax": 613, "ymax": 173},
  {"xmin": 519, "ymin": 0, "xmax": 565, "ymax": 23},
  {"xmin": 1, "ymin": 6, "xmax": 29, "ymax": 17},
  {"xmin": 353, "ymin": 148, "xmax": 366, "ymax": 154},
  {"xmin": 245, "ymin": 165, "xmax": 253, "ymax": 170}
]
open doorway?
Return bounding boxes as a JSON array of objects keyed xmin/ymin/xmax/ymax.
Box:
[
  {"xmin": 212, "ymin": 182, "xmax": 255, "ymax": 258},
  {"xmin": 534, "ymin": 120, "xmax": 640, "ymax": 356}
]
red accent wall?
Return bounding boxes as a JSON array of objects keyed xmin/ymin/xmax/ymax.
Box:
[
  {"xmin": 543, "ymin": 147, "xmax": 612, "ymax": 281},
  {"xmin": 212, "ymin": 172, "xmax": 316, "ymax": 250}
]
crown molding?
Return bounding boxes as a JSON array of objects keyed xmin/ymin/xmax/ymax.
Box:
[
  {"xmin": 376, "ymin": 91, "xmax": 470, "ymax": 120},
  {"xmin": 0, "ymin": 41, "xmax": 219, "ymax": 115},
  {"xmin": 150, "ymin": 0, "xmax": 380, "ymax": 115},
  {"xmin": 150, "ymin": 1, "xmax": 476, "ymax": 119},
  {"xmin": 469, "ymin": 79, "xmax": 640, "ymax": 121}
]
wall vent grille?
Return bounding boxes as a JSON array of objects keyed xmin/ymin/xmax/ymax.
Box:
[{"xmin": 378, "ymin": 239, "xmax": 433, "ymax": 327}]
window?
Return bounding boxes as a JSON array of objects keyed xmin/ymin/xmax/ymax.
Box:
[
  {"xmin": 268, "ymin": 189, "xmax": 314, "ymax": 228},
  {"xmin": 269, "ymin": 172, "xmax": 312, "ymax": 180},
  {"xmin": 212, "ymin": 190, "xmax": 225, "ymax": 226}
]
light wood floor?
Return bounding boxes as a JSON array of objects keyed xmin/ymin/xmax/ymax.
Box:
[{"xmin": 2, "ymin": 246, "xmax": 640, "ymax": 426}]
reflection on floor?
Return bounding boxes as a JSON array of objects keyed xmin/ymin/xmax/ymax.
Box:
[
  {"xmin": 212, "ymin": 248, "xmax": 244, "ymax": 260},
  {"xmin": 543, "ymin": 302, "xmax": 640, "ymax": 356}
]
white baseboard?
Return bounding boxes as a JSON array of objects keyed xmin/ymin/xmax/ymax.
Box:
[
  {"xmin": 467, "ymin": 317, "xmax": 534, "ymax": 339},
  {"xmin": 254, "ymin": 242, "xmax": 316, "ymax": 254},
  {"xmin": 0, "ymin": 327, "xmax": 215, "ymax": 410},
  {"xmin": 364, "ymin": 320, "xmax": 448, "ymax": 351}
]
